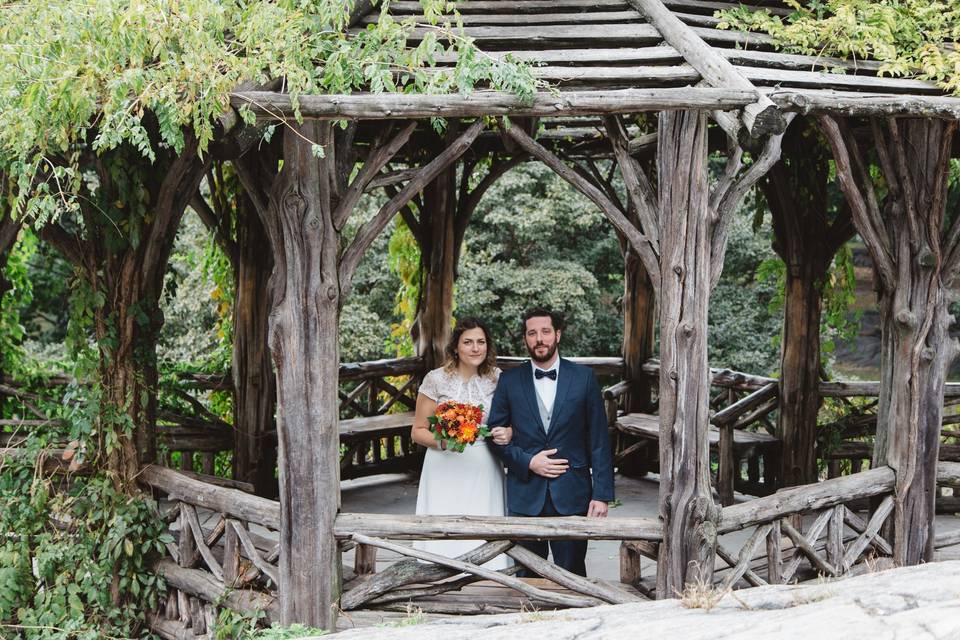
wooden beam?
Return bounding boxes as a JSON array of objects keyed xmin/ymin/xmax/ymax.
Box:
[
  {"xmin": 771, "ymin": 89, "xmax": 960, "ymax": 120},
  {"xmin": 506, "ymin": 545, "xmax": 645, "ymax": 604},
  {"xmin": 359, "ymin": 11, "xmax": 645, "ymax": 25},
  {"xmin": 341, "ymin": 541, "xmax": 513, "ymax": 609},
  {"xmin": 231, "ymin": 88, "xmax": 760, "ymax": 120},
  {"xmin": 719, "ymin": 467, "xmax": 896, "ymax": 533},
  {"xmin": 627, "ymin": 0, "xmax": 784, "ymax": 139},
  {"xmin": 334, "ymin": 512, "xmax": 663, "ymax": 540}
]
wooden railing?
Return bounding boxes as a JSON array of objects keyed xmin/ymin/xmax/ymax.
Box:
[
  {"xmin": 139, "ymin": 463, "xmax": 960, "ymax": 636},
  {"xmin": 140, "ymin": 465, "xmax": 282, "ymax": 637}
]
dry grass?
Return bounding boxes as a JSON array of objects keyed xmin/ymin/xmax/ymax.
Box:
[{"xmin": 679, "ymin": 578, "xmax": 730, "ymax": 612}]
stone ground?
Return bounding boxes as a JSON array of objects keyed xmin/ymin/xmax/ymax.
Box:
[
  {"xmin": 328, "ymin": 561, "xmax": 960, "ymax": 640},
  {"xmin": 340, "ymin": 472, "xmax": 960, "ymax": 580}
]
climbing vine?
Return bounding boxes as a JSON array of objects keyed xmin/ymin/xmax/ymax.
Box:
[{"xmin": 718, "ymin": 0, "xmax": 960, "ymax": 94}]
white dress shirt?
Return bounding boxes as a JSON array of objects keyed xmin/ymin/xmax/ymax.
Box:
[{"xmin": 532, "ymin": 358, "xmax": 559, "ymax": 417}]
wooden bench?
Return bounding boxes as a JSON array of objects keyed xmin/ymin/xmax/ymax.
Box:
[
  {"xmin": 339, "ymin": 411, "xmax": 421, "ymax": 480},
  {"xmin": 614, "ymin": 412, "xmax": 781, "ymax": 504}
]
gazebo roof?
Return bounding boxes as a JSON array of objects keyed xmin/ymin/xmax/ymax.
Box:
[{"xmin": 233, "ymin": 0, "xmax": 960, "ymax": 122}]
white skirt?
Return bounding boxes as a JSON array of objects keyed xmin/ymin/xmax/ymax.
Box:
[{"xmin": 413, "ymin": 440, "xmax": 511, "ymax": 571}]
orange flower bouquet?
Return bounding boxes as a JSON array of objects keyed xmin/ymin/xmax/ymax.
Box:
[{"xmin": 428, "ymin": 400, "xmax": 489, "ymax": 452}]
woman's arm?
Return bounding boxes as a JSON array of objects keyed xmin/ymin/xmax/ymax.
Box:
[{"xmin": 411, "ymin": 392, "xmax": 444, "ymax": 450}]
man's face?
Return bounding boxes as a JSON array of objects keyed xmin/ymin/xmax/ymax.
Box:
[{"xmin": 524, "ymin": 315, "xmax": 561, "ymax": 364}]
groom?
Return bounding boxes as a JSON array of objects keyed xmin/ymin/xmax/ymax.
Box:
[{"xmin": 488, "ymin": 308, "xmax": 614, "ymax": 577}]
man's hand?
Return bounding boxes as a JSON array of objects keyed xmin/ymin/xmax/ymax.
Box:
[
  {"xmin": 529, "ymin": 449, "xmax": 568, "ymax": 478},
  {"xmin": 490, "ymin": 426, "xmax": 513, "ymax": 445},
  {"xmin": 587, "ymin": 500, "xmax": 608, "ymax": 518}
]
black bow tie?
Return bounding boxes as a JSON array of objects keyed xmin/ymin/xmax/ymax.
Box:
[{"xmin": 535, "ymin": 369, "xmax": 557, "ymax": 381}]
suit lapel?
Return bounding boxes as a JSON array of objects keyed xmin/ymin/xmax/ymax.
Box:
[
  {"xmin": 550, "ymin": 358, "xmax": 574, "ymax": 430},
  {"xmin": 520, "ymin": 362, "xmax": 546, "ymax": 434}
]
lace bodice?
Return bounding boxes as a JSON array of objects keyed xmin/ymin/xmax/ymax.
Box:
[{"xmin": 418, "ymin": 366, "xmax": 501, "ymax": 425}]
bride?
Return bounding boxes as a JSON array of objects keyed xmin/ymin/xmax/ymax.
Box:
[{"xmin": 411, "ymin": 317, "xmax": 512, "ymax": 569}]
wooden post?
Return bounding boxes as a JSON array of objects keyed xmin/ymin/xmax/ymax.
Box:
[
  {"xmin": 413, "ymin": 134, "xmax": 458, "ymax": 371},
  {"xmin": 760, "ymin": 118, "xmax": 854, "ymax": 489},
  {"xmin": 264, "ymin": 121, "xmax": 344, "ymax": 628},
  {"xmin": 718, "ymin": 422, "xmax": 735, "ymax": 505},
  {"xmin": 623, "ymin": 249, "xmax": 657, "ymax": 413},
  {"xmin": 820, "ymin": 115, "xmax": 960, "ymax": 565},
  {"xmin": 232, "ymin": 189, "xmax": 278, "ymax": 497},
  {"xmin": 656, "ymin": 109, "xmax": 720, "ymax": 597}
]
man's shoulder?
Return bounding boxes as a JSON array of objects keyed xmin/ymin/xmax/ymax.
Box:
[
  {"xmin": 498, "ymin": 363, "xmax": 529, "ymax": 381},
  {"xmin": 560, "ymin": 358, "xmax": 590, "ymax": 376}
]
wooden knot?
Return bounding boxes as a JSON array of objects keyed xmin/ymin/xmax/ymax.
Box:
[
  {"xmin": 673, "ymin": 264, "xmax": 683, "ymax": 276},
  {"xmin": 921, "ymin": 348, "xmax": 935, "ymax": 362},
  {"xmin": 896, "ymin": 310, "xmax": 917, "ymax": 328},
  {"xmin": 681, "ymin": 322, "xmax": 695, "ymax": 337},
  {"xmin": 669, "ymin": 369, "xmax": 679, "ymax": 381},
  {"xmin": 326, "ymin": 285, "xmax": 338, "ymax": 301},
  {"xmin": 918, "ymin": 246, "xmax": 936, "ymax": 268}
]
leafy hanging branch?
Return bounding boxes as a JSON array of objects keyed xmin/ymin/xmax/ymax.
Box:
[
  {"xmin": 0, "ymin": 0, "xmax": 541, "ymax": 225},
  {"xmin": 717, "ymin": 0, "xmax": 960, "ymax": 95}
]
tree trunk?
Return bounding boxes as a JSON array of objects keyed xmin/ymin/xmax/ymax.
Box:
[
  {"xmin": 777, "ymin": 262, "xmax": 825, "ymax": 487},
  {"xmin": 656, "ymin": 110, "xmax": 719, "ymax": 598},
  {"xmin": 79, "ymin": 143, "xmax": 209, "ymax": 487},
  {"xmin": 232, "ymin": 191, "xmax": 277, "ymax": 497},
  {"xmin": 263, "ymin": 122, "xmax": 343, "ymax": 629},
  {"xmin": 623, "ymin": 248, "xmax": 656, "ymax": 413},
  {"xmin": 413, "ymin": 142, "xmax": 458, "ymax": 370}
]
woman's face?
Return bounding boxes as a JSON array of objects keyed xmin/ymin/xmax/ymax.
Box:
[{"xmin": 457, "ymin": 327, "xmax": 488, "ymax": 368}]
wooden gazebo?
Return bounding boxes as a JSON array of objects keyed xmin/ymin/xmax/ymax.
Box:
[{"xmin": 139, "ymin": 0, "xmax": 960, "ymax": 635}]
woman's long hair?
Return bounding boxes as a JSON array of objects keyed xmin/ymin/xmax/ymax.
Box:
[{"xmin": 442, "ymin": 317, "xmax": 498, "ymax": 378}]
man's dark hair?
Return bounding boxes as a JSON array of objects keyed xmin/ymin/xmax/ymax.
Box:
[{"xmin": 521, "ymin": 308, "xmax": 565, "ymax": 333}]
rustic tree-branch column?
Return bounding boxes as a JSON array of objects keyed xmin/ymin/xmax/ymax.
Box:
[
  {"xmin": 821, "ymin": 115, "xmax": 960, "ymax": 565},
  {"xmin": 656, "ymin": 109, "xmax": 720, "ymax": 596},
  {"xmin": 263, "ymin": 121, "xmax": 344, "ymax": 628},
  {"xmin": 760, "ymin": 120, "xmax": 854, "ymax": 488},
  {"xmin": 414, "ymin": 134, "xmax": 459, "ymax": 370}
]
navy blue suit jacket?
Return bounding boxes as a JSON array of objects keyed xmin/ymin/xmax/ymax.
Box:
[{"xmin": 488, "ymin": 359, "xmax": 614, "ymax": 516}]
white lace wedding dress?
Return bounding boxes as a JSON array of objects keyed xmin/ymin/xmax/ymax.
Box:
[{"xmin": 413, "ymin": 366, "xmax": 510, "ymax": 570}]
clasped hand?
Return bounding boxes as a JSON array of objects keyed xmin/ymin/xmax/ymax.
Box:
[
  {"xmin": 489, "ymin": 426, "xmax": 513, "ymax": 445},
  {"xmin": 529, "ymin": 448, "xmax": 568, "ymax": 478}
]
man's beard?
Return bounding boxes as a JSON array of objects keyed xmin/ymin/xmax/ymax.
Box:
[{"xmin": 527, "ymin": 340, "xmax": 558, "ymax": 364}]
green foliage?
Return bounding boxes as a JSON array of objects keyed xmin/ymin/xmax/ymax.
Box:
[
  {"xmin": 0, "ymin": 229, "xmax": 36, "ymax": 378},
  {"xmin": 386, "ymin": 216, "xmax": 422, "ymax": 357},
  {"xmin": 456, "ymin": 163, "xmax": 624, "ymax": 356},
  {"xmin": 717, "ymin": 0, "xmax": 960, "ymax": 94},
  {"xmin": 0, "ymin": 0, "xmax": 540, "ymax": 224},
  {"xmin": 251, "ymin": 623, "xmax": 329, "ymax": 639},
  {"xmin": 708, "ymin": 204, "xmax": 782, "ymax": 374},
  {"xmin": 0, "ymin": 427, "xmax": 170, "ymax": 639}
]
